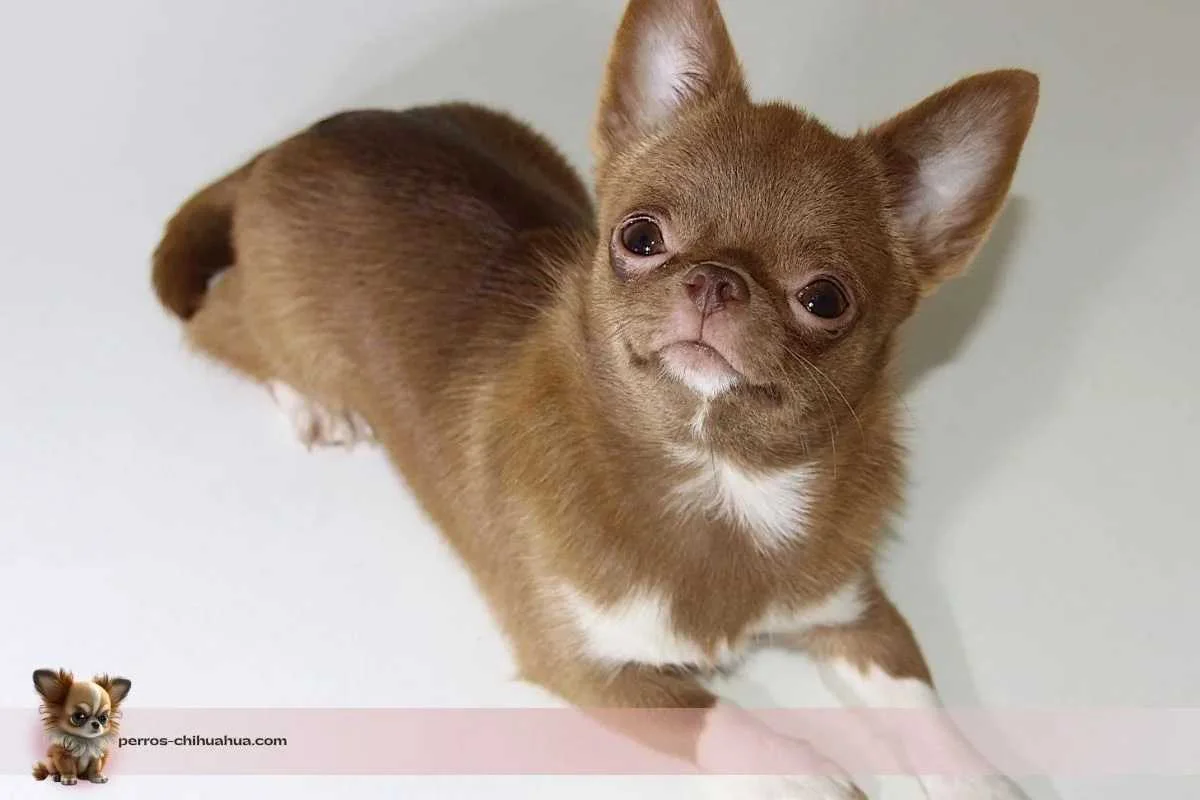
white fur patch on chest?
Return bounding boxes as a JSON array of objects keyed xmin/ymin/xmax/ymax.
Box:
[
  {"xmin": 555, "ymin": 579, "xmax": 865, "ymax": 669},
  {"xmin": 668, "ymin": 448, "xmax": 816, "ymax": 549},
  {"xmin": 556, "ymin": 584, "xmax": 733, "ymax": 667},
  {"xmin": 48, "ymin": 730, "xmax": 110, "ymax": 770}
]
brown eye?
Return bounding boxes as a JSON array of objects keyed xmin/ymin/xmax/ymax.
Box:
[
  {"xmin": 620, "ymin": 218, "xmax": 665, "ymax": 257},
  {"xmin": 97, "ymin": 714, "xmax": 108, "ymax": 725},
  {"xmin": 798, "ymin": 279, "xmax": 849, "ymax": 320},
  {"xmin": 71, "ymin": 712, "xmax": 87, "ymax": 725}
]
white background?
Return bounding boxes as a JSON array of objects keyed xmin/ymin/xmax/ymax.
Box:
[{"xmin": 2, "ymin": 1, "xmax": 1198, "ymax": 798}]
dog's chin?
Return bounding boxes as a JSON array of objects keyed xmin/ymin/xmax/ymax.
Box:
[{"xmin": 659, "ymin": 341, "xmax": 742, "ymax": 398}]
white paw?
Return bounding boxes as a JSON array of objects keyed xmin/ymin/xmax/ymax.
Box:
[
  {"xmin": 922, "ymin": 775, "xmax": 1028, "ymax": 800},
  {"xmin": 698, "ymin": 775, "xmax": 865, "ymax": 799},
  {"xmin": 269, "ymin": 381, "xmax": 373, "ymax": 449},
  {"xmin": 695, "ymin": 702, "xmax": 864, "ymax": 799}
]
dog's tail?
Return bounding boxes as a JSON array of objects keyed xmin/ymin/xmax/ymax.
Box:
[
  {"xmin": 32, "ymin": 761, "xmax": 50, "ymax": 781},
  {"xmin": 151, "ymin": 157, "xmax": 258, "ymax": 320}
]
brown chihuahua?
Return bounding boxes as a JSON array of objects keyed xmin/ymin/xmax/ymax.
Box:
[
  {"xmin": 153, "ymin": 1, "xmax": 1037, "ymax": 796},
  {"xmin": 32, "ymin": 669, "xmax": 131, "ymax": 785}
]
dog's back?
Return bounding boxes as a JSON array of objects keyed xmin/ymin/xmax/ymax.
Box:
[
  {"xmin": 153, "ymin": 2, "xmax": 1038, "ymax": 793},
  {"xmin": 154, "ymin": 102, "xmax": 593, "ymax": 461}
]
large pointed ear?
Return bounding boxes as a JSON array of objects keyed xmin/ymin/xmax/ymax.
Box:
[
  {"xmin": 33, "ymin": 669, "xmax": 72, "ymax": 704},
  {"xmin": 866, "ymin": 70, "xmax": 1039, "ymax": 294},
  {"xmin": 594, "ymin": 0, "xmax": 748, "ymax": 168},
  {"xmin": 95, "ymin": 675, "xmax": 132, "ymax": 706}
]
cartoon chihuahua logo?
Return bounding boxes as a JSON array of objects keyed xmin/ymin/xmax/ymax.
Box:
[{"xmin": 32, "ymin": 669, "xmax": 131, "ymax": 785}]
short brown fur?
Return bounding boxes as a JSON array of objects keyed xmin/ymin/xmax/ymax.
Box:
[{"xmin": 153, "ymin": 0, "xmax": 1036, "ymax": 789}]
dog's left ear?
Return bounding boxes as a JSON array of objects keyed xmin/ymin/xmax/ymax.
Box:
[
  {"xmin": 864, "ymin": 69, "xmax": 1039, "ymax": 295},
  {"xmin": 95, "ymin": 675, "xmax": 132, "ymax": 706}
]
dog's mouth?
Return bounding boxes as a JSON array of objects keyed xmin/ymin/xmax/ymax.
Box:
[
  {"xmin": 61, "ymin": 725, "xmax": 109, "ymax": 740},
  {"xmin": 659, "ymin": 339, "xmax": 741, "ymax": 379},
  {"xmin": 624, "ymin": 337, "xmax": 780, "ymax": 404},
  {"xmin": 74, "ymin": 729, "xmax": 107, "ymax": 739},
  {"xmin": 661, "ymin": 338, "xmax": 747, "ymax": 390}
]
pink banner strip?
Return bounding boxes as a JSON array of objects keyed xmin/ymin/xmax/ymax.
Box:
[{"xmin": 4, "ymin": 708, "xmax": 1198, "ymax": 776}]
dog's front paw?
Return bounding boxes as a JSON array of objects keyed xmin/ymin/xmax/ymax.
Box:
[
  {"xmin": 695, "ymin": 702, "xmax": 864, "ymax": 799},
  {"xmin": 269, "ymin": 381, "xmax": 373, "ymax": 449},
  {"xmin": 59, "ymin": 775, "xmax": 78, "ymax": 786},
  {"xmin": 88, "ymin": 774, "xmax": 108, "ymax": 784},
  {"xmin": 923, "ymin": 775, "xmax": 1028, "ymax": 800},
  {"xmin": 699, "ymin": 775, "xmax": 866, "ymax": 799}
]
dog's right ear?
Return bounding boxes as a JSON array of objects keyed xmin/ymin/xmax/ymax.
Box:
[
  {"xmin": 593, "ymin": 0, "xmax": 748, "ymax": 171},
  {"xmin": 32, "ymin": 669, "xmax": 72, "ymax": 704}
]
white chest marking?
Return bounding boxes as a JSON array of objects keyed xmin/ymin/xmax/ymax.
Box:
[
  {"xmin": 557, "ymin": 579, "xmax": 865, "ymax": 669},
  {"xmin": 557, "ymin": 584, "xmax": 731, "ymax": 667},
  {"xmin": 48, "ymin": 730, "xmax": 110, "ymax": 772},
  {"xmin": 669, "ymin": 448, "xmax": 816, "ymax": 549}
]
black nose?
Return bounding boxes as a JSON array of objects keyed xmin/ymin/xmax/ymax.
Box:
[
  {"xmin": 684, "ymin": 263, "xmax": 749, "ymax": 313},
  {"xmin": 91, "ymin": 721, "xmax": 100, "ymax": 730}
]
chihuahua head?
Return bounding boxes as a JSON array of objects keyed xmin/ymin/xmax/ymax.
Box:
[
  {"xmin": 586, "ymin": 0, "xmax": 1037, "ymax": 457},
  {"xmin": 33, "ymin": 669, "xmax": 131, "ymax": 741}
]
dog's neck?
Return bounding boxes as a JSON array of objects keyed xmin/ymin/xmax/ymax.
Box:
[{"xmin": 48, "ymin": 729, "xmax": 113, "ymax": 758}]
